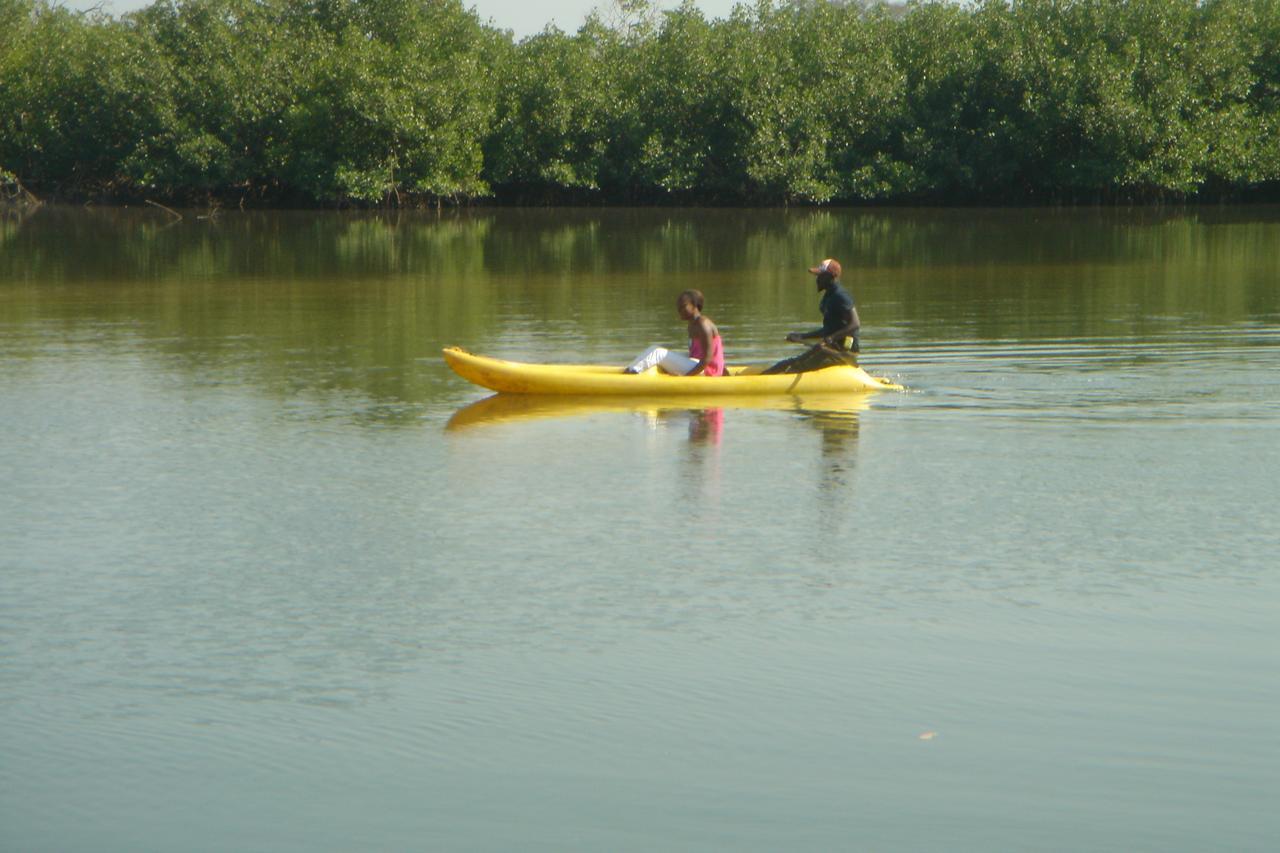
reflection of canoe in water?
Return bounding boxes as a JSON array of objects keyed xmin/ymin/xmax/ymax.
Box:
[
  {"xmin": 443, "ymin": 346, "xmax": 904, "ymax": 395},
  {"xmin": 446, "ymin": 390, "xmax": 874, "ymax": 431}
]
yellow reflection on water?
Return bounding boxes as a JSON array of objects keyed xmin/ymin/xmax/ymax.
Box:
[{"xmin": 445, "ymin": 391, "xmax": 875, "ymax": 432}]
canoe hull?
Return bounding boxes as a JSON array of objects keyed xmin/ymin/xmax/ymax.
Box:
[{"xmin": 442, "ymin": 347, "xmax": 903, "ymax": 395}]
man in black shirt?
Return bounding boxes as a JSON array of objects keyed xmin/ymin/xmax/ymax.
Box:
[{"xmin": 763, "ymin": 258, "xmax": 861, "ymax": 374}]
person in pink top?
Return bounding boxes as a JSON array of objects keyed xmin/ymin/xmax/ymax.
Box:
[{"xmin": 626, "ymin": 289, "xmax": 725, "ymax": 376}]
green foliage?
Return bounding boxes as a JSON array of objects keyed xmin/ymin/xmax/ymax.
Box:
[
  {"xmin": 630, "ymin": 3, "xmax": 727, "ymax": 195},
  {"xmin": 128, "ymin": 0, "xmax": 316, "ymax": 194},
  {"xmin": 484, "ymin": 25, "xmax": 618, "ymax": 192},
  {"xmin": 1, "ymin": 0, "xmax": 1277, "ymax": 204},
  {"xmin": 1, "ymin": 0, "xmax": 500, "ymax": 204},
  {"xmin": 276, "ymin": 0, "xmax": 500, "ymax": 202},
  {"xmin": 0, "ymin": 1, "xmax": 170, "ymax": 193}
]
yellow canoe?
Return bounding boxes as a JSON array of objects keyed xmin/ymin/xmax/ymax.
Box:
[{"xmin": 442, "ymin": 346, "xmax": 903, "ymax": 396}]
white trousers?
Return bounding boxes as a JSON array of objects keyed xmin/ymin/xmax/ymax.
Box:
[{"xmin": 627, "ymin": 345, "xmax": 698, "ymax": 375}]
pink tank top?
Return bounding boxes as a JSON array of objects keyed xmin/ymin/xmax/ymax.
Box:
[{"xmin": 689, "ymin": 334, "xmax": 725, "ymax": 377}]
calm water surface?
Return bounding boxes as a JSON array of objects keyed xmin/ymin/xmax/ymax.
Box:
[{"xmin": 2, "ymin": 206, "xmax": 1278, "ymax": 851}]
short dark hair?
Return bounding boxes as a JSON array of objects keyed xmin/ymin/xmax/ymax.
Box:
[{"xmin": 677, "ymin": 289, "xmax": 704, "ymax": 311}]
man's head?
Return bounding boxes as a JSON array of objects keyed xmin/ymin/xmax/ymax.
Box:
[{"xmin": 808, "ymin": 258, "xmax": 841, "ymax": 289}]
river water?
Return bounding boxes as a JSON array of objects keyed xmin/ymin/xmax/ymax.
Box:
[{"xmin": 2, "ymin": 206, "xmax": 1278, "ymax": 851}]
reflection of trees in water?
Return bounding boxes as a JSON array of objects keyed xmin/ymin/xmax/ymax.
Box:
[
  {"xmin": 0, "ymin": 212, "xmax": 18, "ymax": 251},
  {"xmin": 0, "ymin": 206, "xmax": 493, "ymax": 282},
  {"xmin": 14, "ymin": 205, "xmax": 1276, "ymax": 292},
  {"xmin": 5, "ymin": 207, "xmax": 1275, "ymax": 422}
]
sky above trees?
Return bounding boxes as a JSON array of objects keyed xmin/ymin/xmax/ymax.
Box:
[{"xmin": 63, "ymin": 0, "xmax": 741, "ymax": 38}]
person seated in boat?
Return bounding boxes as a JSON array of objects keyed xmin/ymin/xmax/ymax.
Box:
[
  {"xmin": 625, "ymin": 289, "xmax": 725, "ymax": 376},
  {"xmin": 762, "ymin": 258, "xmax": 860, "ymax": 374}
]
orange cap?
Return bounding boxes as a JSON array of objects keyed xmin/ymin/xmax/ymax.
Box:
[{"xmin": 807, "ymin": 258, "xmax": 842, "ymax": 278}]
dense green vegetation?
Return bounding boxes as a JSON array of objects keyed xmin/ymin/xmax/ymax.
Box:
[{"xmin": 2, "ymin": 0, "xmax": 1278, "ymax": 205}]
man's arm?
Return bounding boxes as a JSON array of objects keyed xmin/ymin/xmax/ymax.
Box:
[
  {"xmin": 786, "ymin": 328, "xmax": 826, "ymax": 343},
  {"xmin": 819, "ymin": 307, "xmax": 859, "ymax": 346}
]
